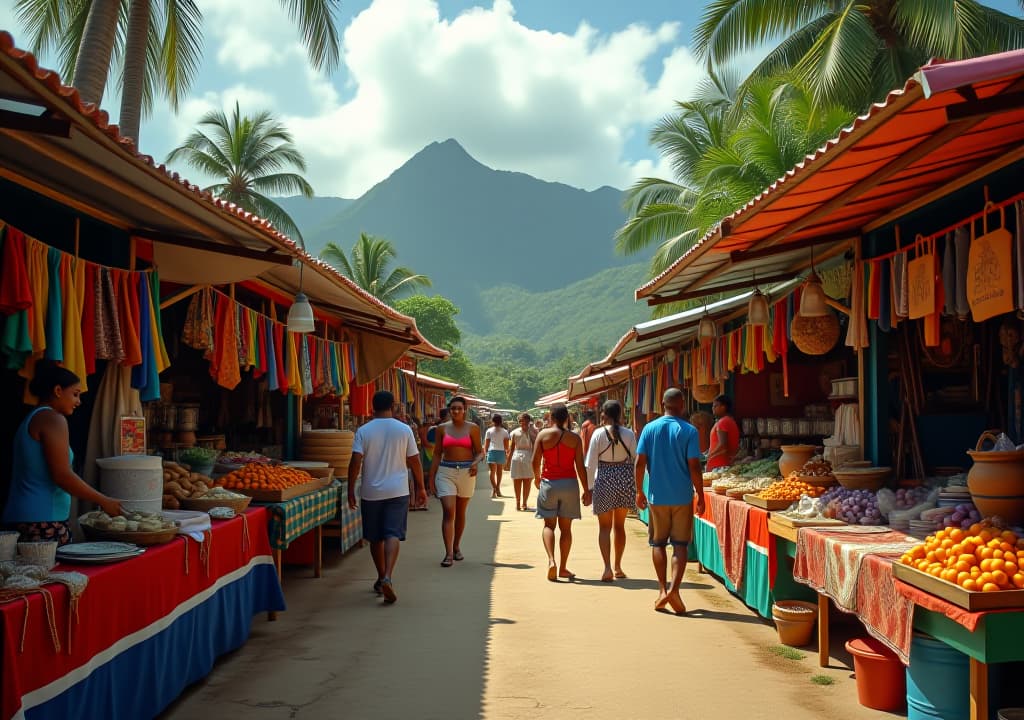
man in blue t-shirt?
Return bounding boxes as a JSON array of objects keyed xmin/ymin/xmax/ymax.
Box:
[{"xmin": 635, "ymin": 387, "xmax": 704, "ymax": 615}]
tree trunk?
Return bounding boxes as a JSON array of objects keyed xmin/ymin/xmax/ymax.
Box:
[
  {"xmin": 72, "ymin": 0, "xmax": 120, "ymax": 106},
  {"xmin": 119, "ymin": 0, "xmax": 152, "ymax": 145}
]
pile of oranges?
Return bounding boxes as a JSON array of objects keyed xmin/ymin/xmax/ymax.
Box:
[
  {"xmin": 756, "ymin": 478, "xmax": 826, "ymax": 502},
  {"xmin": 899, "ymin": 523, "xmax": 1024, "ymax": 592},
  {"xmin": 218, "ymin": 463, "xmax": 314, "ymax": 491}
]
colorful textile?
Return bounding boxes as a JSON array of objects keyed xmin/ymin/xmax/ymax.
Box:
[
  {"xmin": 148, "ymin": 270, "xmax": 170, "ymax": 372},
  {"xmin": 845, "ymin": 261, "xmax": 868, "ymax": 350},
  {"xmin": 300, "ymin": 335, "xmax": 313, "ymax": 397},
  {"xmin": 273, "ymin": 323, "xmax": 288, "ymax": 393},
  {"xmin": 954, "ymin": 226, "xmax": 970, "ymax": 318},
  {"xmin": 210, "ymin": 295, "xmax": 241, "ymax": 390},
  {"xmin": 94, "ymin": 267, "xmax": 124, "ymax": 362},
  {"xmin": 25, "ymin": 238, "xmax": 48, "ymax": 359},
  {"xmin": 116, "ymin": 271, "xmax": 141, "ymax": 367},
  {"xmin": 866, "ymin": 260, "xmax": 880, "ymax": 320},
  {"xmin": 183, "ymin": 288, "xmax": 215, "ymax": 352},
  {"xmin": 131, "ymin": 274, "xmax": 160, "ymax": 402},
  {"xmin": 78, "ymin": 262, "xmax": 97, "ymax": 375},
  {"xmin": 0, "ymin": 225, "xmax": 32, "ymax": 314},
  {"xmin": 59, "ymin": 256, "xmax": 87, "ymax": 391},
  {"xmin": 1, "ymin": 310, "xmax": 31, "ymax": 369},
  {"xmin": 1, "ymin": 508, "xmax": 284, "ymax": 720},
  {"xmin": 44, "ymin": 247, "xmax": 63, "ymax": 362},
  {"xmin": 263, "ymin": 485, "xmax": 339, "ymax": 550},
  {"xmin": 877, "ymin": 258, "xmax": 892, "ymax": 333},
  {"xmin": 265, "ymin": 319, "xmax": 279, "ymax": 392},
  {"xmin": 892, "ymin": 252, "xmax": 909, "ymax": 318}
]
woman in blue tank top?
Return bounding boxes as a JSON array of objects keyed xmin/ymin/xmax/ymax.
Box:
[{"xmin": 2, "ymin": 361, "xmax": 122, "ymax": 545}]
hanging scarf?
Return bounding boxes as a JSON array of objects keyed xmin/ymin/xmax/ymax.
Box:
[
  {"xmin": 77, "ymin": 261, "xmax": 96, "ymax": 375},
  {"xmin": 60, "ymin": 255, "xmax": 87, "ymax": 390},
  {"xmin": 954, "ymin": 225, "xmax": 970, "ymax": 319},
  {"xmin": 866, "ymin": 260, "xmax": 881, "ymax": 321},
  {"xmin": 330, "ymin": 342, "xmax": 341, "ymax": 395},
  {"xmin": 286, "ymin": 331, "xmax": 302, "ymax": 395},
  {"xmin": 0, "ymin": 225, "xmax": 32, "ymax": 314},
  {"xmin": 25, "ymin": 239, "xmax": 48, "ymax": 359},
  {"xmin": 183, "ymin": 288, "xmax": 215, "ymax": 352},
  {"xmin": 265, "ymin": 318, "xmax": 278, "ymax": 391},
  {"xmin": 845, "ymin": 261, "xmax": 869, "ymax": 350},
  {"xmin": 210, "ymin": 294, "xmax": 241, "ymax": 390},
  {"xmin": 878, "ymin": 258, "xmax": 892, "ymax": 333},
  {"xmin": 924, "ymin": 240, "xmax": 944, "ymax": 348},
  {"xmin": 274, "ymin": 323, "xmax": 288, "ymax": 393},
  {"xmin": 892, "ymin": 252, "xmax": 909, "ymax": 318},
  {"xmin": 116, "ymin": 271, "xmax": 142, "ymax": 367},
  {"xmin": 44, "ymin": 247, "xmax": 63, "ymax": 361},
  {"xmin": 131, "ymin": 273, "xmax": 160, "ymax": 401},
  {"xmin": 93, "ymin": 267, "xmax": 123, "ymax": 362},
  {"xmin": 301, "ymin": 335, "xmax": 313, "ymax": 396}
]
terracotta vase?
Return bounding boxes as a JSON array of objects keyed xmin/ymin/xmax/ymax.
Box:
[
  {"xmin": 779, "ymin": 444, "xmax": 816, "ymax": 478},
  {"xmin": 966, "ymin": 432, "xmax": 1024, "ymax": 525}
]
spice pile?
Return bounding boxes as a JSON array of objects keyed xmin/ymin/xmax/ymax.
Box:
[{"xmin": 218, "ymin": 463, "xmax": 314, "ymax": 491}]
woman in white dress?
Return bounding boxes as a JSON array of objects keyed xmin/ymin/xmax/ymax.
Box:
[
  {"xmin": 506, "ymin": 413, "xmax": 536, "ymax": 511},
  {"xmin": 584, "ymin": 400, "xmax": 637, "ymax": 582}
]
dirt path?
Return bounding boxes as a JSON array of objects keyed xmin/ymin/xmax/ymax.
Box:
[{"xmin": 163, "ymin": 473, "xmax": 892, "ymax": 719}]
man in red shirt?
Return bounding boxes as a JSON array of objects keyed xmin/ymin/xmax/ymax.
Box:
[
  {"xmin": 705, "ymin": 394, "xmax": 739, "ymax": 470},
  {"xmin": 580, "ymin": 409, "xmax": 597, "ymax": 455}
]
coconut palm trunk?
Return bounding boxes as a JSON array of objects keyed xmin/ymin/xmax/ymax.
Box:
[
  {"xmin": 71, "ymin": 0, "xmax": 120, "ymax": 105},
  {"xmin": 118, "ymin": 0, "xmax": 151, "ymax": 143}
]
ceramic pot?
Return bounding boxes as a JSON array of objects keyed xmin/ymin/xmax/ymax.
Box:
[
  {"xmin": 966, "ymin": 431, "xmax": 1024, "ymax": 525},
  {"xmin": 779, "ymin": 445, "xmax": 816, "ymax": 478}
]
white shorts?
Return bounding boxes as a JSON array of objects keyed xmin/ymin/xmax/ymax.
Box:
[{"xmin": 435, "ymin": 464, "xmax": 475, "ymax": 498}]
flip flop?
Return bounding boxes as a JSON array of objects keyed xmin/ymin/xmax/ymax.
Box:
[
  {"xmin": 373, "ymin": 579, "xmax": 383, "ymax": 595},
  {"xmin": 380, "ymin": 579, "xmax": 397, "ymax": 604},
  {"xmin": 547, "ymin": 566, "xmax": 557, "ymax": 581},
  {"xmin": 614, "ymin": 572, "xmax": 627, "ymax": 579},
  {"xmin": 453, "ymin": 550, "xmax": 464, "ymax": 561},
  {"xmin": 441, "ymin": 556, "xmax": 454, "ymax": 567}
]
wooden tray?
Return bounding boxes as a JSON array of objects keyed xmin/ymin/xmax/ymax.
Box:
[
  {"xmin": 233, "ymin": 476, "xmax": 331, "ymax": 503},
  {"xmin": 713, "ymin": 486, "xmax": 729, "ymax": 495},
  {"xmin": 726, "ymin": 488, "xmax": 749, "ymax": 499},
  {"xmin": 81, "ymin": 524, "xmax": 178, "ymax": 546},
  {"xmin": 180, "ymin": 495, "xmax": 252, "ymax": 513},
  {"xmin": 743, "ymin": 494, "xmax": 795, "ymax": 511},
  {"xmin": 769, "ymin": 514, "xmax": 847, "ymax": 529},
  {"xmin": 892, "ymin": 562, "xmax": 1024, "ymax": 611},
  {"xmin": 796, "ymin": 473, "xmax": 836, "ymax": 487}
]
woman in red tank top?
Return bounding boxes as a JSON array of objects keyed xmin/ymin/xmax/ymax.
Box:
[
  {"xmin": 428, "ymin": 396, "xmax": 483, "ymax": 567},
  {"xmin": 531, "ymin": 404, "xmax": 590, "ymax": 581}
]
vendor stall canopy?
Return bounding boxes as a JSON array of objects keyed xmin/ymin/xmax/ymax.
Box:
[
  {"xmin": 0, "ymin": 31, "xmax": 446, "ymax": 384},
  {"xmin": 637, "ymin": 49, "xmax": 1024, "ymax": 306}
]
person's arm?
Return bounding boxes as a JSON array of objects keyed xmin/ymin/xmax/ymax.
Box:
[
  {"xmin": 37, "ymin": 412, "xmax": 121, "ymax": 517},
  {"xmin": 503, "ymin": 431, "xmax": 510, "ymax": 455},
  {"xmin": 634, "ymin": 453, "xmax": 648, "ymax": 510},
  {"xmin": 406, "ymin": 430, "xmax": 427, "ymax": 506},
  {"xmin": 469, "ymin": 425, "xmax": 483, "ymax": 476},
  {"xmin": 483, "ymin": 429, "xmax": 492, "ymax": 454},
  {"xmin": 583, "ymin": 429, "xmax": 600, "ymax": 489},
  {"xmin": 428, "ymin": 425, "xmax": 445, "ymax": 494},
  {"xmin": 504, "ymin": 431, "xmax": 514, "ymax": 472},
  {"xmin": 690, "ymin": 457, "xmax": 705, "ymax": 515},
  {"xmin": 347, "ymin": 452, "xmax": 363, "ymax": 510},
  {"xmin": 574, "ymin": 438, "xmax": 591, "ymax": 506},
  {"xmin": 532, "ymin": 430, "xmax": 544, "ymax": 488}
]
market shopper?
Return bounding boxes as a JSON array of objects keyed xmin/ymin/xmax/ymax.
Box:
[
  {"xmin": 580, "ymin": 409, "xmax": 597, "ymax": 455},
  {"xmin": 532, "ymin": 403, "xmax": 590, "ymax": 581},
  {"xmin": 506, "ymin": 413, "xmax": 536, "ymax": 511},
  {"xmin": 428, "ymin": 396, "xmax": 483, "ymax": 567},
  {"xmin": 484, "ymin": 414, "xmax": 511, "ymax": 498},
  {"xmin": 347, "ymin": 391, "xmax": 426, "ymax": 604},
  {"xmin": 2, "ymin": 361, "xmax": 122, "ymax": 546},
  {"xmin": 584, "ymin": 400, "xmax": 637, "ymax": 582},
  {"xmin": 705, "ymin": 394, "xmax": 740, "ymax": 470},
  {"xmin": 635, "ymin": 388, "xmax": 704, "ymax": 614}
]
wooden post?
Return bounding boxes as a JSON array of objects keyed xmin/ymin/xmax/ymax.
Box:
[
  {"xmin": 969, "ymin": 657, "xmax": 988, "ymax": 720},
  {"xmin": 818, "ymin": 593, "xmax": 830, "ymax": 667},
  {"xmin": 73, "ymin": 217, "xmax": 80, "ymax": 258},
  {"xmin": 314, "ymin": 525, "xmax": 323, "ymax": 579},
  {"xmin": 129, "ymin": 235, "xmax": 136, "ymax": 271}
]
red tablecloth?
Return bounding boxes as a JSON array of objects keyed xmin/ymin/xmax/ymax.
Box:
[
  {"xmin": 794, "ymin": 527, "xmax": 918, "ymax": 663},
  {"xmin": 1, "ymin": 507, "xmax": 284, "ymax": 720},
  {"xmin": 893, "ymin": 579, "xmax": 1022, "ymax": 632},
  {"xmin": 699, "ymin": 493, "xmax": 775, "ymax": 589}
]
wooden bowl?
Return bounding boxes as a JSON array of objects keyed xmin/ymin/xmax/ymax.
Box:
[
  {"xmin": 833, "ymin": 467, "xmax": 890, "ymax": 491},
  {"xmin": 180, "ymin": 495, "xmax": 252, "ymax": 513},
  {"xmin": 796, "ymin": 473, "xmax": 836, "ymax": 487},
  {"xmin": 81, "ymin": 524, "xmax": 178, "ymax": 546}
]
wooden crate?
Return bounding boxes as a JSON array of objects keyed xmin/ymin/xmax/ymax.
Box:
[
  {"xmin": 743, "ymin": 494, "xmax": 794, "ymax": 511},
  {"xmin": 892, "ymin": 562, "xmax": 1024, "ymax": 611},
  {"xmin": 235, "ymin": 477, "xmax": 331, "ymax": 503}
]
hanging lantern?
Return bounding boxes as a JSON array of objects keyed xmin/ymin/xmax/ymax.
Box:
[
  {"xmin": 698, "ymin": 314, "xmax": 717, "ymax": 344},
  {"xmin": 665, "ymin": 347, "xmax": 676, "ymax": 363},
  {"xmin": 286, "ymin": 292, "xmax": 315, "ymax": 333},
  {"xmin": 798, "ymin": 270, "xmax": 830, "ymax": 317},
  {"xmin": 747, "ymin": 289, "xmax": 770, "ymax": 326}
]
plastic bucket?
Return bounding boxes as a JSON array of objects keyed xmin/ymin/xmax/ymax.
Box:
[
  {"xmin": 96, "ymin": 455, "xmax": 163, "ymax": 513},
  {"xmin": 906, "ymin": 634, "xmax": 969, "ymax": 720},
  {"xmin": 846, "ymin": 637, "xmax": 906, "ymax": 712}
]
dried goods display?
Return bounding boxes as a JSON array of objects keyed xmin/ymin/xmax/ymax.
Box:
[
  {"xmin": 162, "ymin": 461, "xmax": 214, "ymax": 509},
  {"xmin": 898, "ymin": 523, "xmax": 1024, "ymax": 592},
  {"xmin": 754, "ymin": 478, "xmax": 826, "ymax": 502},
  {"xmin": 80, "ymin": 510, "xmax": 178, "ymax": 533},
  {"xmin": 218, "ymin": 463, "xmax": 314, "ymax": 491},
  {"xmin": 798, "ymin": 455, "xmax": 833, "ymax": 477}
]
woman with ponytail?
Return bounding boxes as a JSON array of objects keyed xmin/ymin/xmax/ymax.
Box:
[
  {"xmin": 3, "ymin": 361, "xmax": 122, "ymax": 545},
  {"xmin": 584, "ymin": 400, "xmax": 637, "ymax": 582}
]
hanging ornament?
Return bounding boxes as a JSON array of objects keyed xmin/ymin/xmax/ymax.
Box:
[
  {"xmin": 747, "ymin": 289, "xmax": 770, "ymax": 326},
  {"xmin": 798, "ymin": 269, "xmax": 831, "ymax": 317}
]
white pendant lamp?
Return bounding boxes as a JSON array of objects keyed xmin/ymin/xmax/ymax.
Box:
[
  {"xmin": 698, "ymin": 302, "xmax": 717, "ymax": 344},
  {"xmin": 798, "ymin": 269, "xmax": 830, "ymax": 317},
  {"xmin": 286, "ymin": 264, "xmax": 316, "ymax": 334},
  {"xmin": 747, "ymin": 271, "xmax": 770, "ymax": 326}
]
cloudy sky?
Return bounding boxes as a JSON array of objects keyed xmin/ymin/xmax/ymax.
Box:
[{"xmin": 1, "ymin": 0, "xmax": 1021, "ymax": 198}]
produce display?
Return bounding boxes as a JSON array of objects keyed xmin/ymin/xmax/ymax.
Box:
[
  {"xmin": 754, "ymin": 478, "xmax": 826, "ymax": 502},
  {"xmin": 81, "ymin": 509, "xmax": 178, "ymax": 533},
  {"xmin": 797, "ymin": 455, "xmax": 833, "ymax": 478},
  {"xmin": 734, "ymin": 459, "xmax": 781, "ymax": 479},
  {"xmin": 821, "ymin": 486, "xmax": 883, "ymax": 525},
  {"xmin": 894, "ymin": 486, "xmax": 933, "ymax": 510},
  {"xmin": 706, "ymin": 459, "xmax": 781, "ymax": 495},
  {"xmin": 162, "ymin": 461, "xmax": 214, "ymax": 509},
  {"xmin": 914, "ymin": 504, "xmax": 983, "ymax": 531},
  {"xmin": 899, "ymin": 523, "xmax": 1024, "ymax": 592},
  {"xmin": 202, "ymin": 487, "xmax": 248, "ymax": 501},
  {"xmin": 218, "ymin": 463, "xmax": 314, "ymax": 491},
  {"xmin": 217, "ymin": 451, "xmax": 272, "ymax": 466}
]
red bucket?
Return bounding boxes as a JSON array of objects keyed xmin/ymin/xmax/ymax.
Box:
[{"xmin": 846, "ymin": 637, "xmax": 906, "ymax": 712}]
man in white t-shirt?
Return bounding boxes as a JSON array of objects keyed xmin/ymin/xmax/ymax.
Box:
[{"xmin": 348, "ymin": 390, "xmax": 426, "ymax": 604}]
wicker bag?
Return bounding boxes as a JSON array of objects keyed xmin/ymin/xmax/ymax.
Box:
[{"xmin": 791, "ymin": 313, "xmax": 840, "ymax": 355}]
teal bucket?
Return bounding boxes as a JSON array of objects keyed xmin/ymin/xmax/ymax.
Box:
[{"xmin": 906, "ymin": 634, "xmax": 969, "ymax": 720}]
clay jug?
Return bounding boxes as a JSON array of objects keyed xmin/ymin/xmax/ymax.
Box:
[
  {"xmin": 966, "ymin": 431, "xmax": 1024, "ymax": 525},
  {"xmin": 779, "ymin": 445, "xmax": 816, "ymax": 478}
]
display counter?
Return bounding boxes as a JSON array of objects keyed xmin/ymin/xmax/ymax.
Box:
[{"xmin": 1, "ymin": 507, "xmax": 284, "ymax": 720}]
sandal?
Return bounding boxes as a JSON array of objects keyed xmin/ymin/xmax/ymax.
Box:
[
  {"xmin": 441, "ymin": 556, "xmax": 454, "ymax": 567},
  {"xmin": 373, "ymin": 579, "xmax": 384, "ymax": 594},
  {"xmin": 453, "ymin": 550, "xmax": 464, "ymax": 562}
]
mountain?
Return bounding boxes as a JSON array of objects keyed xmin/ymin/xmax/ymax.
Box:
[
  {"xmin": 275, "ymin": 196, "xmax": 354, "ymax": 244},
  {"xmin": 298, "ymin": 139, "xmax": 641, "ymax": 331}
]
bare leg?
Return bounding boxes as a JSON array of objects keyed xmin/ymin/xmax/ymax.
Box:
[
  {"xmin": 440, "ymin": 495, "xmax": 455, "ymax": 560},
  {"xmin": 666, "ymin": 544, "xmax": 688, "ymax": 614},
  {"xmin": 542, "ymin": 518, "xmax": 557, "ymax": 579},
  {"xmin": 522, "ymin": 479, "xmax": 531, "ymax": 509},
  {"xmin": 383, "ymin": 536, "xmax": 400, "ymax": 578},
  {"xmin": 557, "ymin": 517, "xmax": 575, "ymax": 579},
  {"xmin": 652, "ymin": 545, "xmax": 669, "ymax": 609},
  {"xmin": 597, "ymin": 511, "xmax": 614, "ymax": 581},
  {"xmin": 493, "ymin": 464, "xmax": 503, "ymax": 497},
  {"xmin": 453, "ymin": 496, "xmax": 471, "ymax": 555},
  {"xmin": 370, "ymin": 540, "xmax": 386, "ymax": 581},
  {"xmin": 613, "ymin": 507, "xmax": 629, "ymax": 577}
]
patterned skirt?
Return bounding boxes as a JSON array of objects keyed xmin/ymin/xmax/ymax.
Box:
[{"xmin": 592, "ymin": 461, "xmax": 636, "ymax": 515}]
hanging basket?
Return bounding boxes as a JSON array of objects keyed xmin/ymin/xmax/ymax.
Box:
[
  {"xmin": 691, "ymin": 383, "xmax": 720, "ymax": 404},
  {"xmin": 791, "ymin": 313, "xmax": 840, "ymax": 355}
]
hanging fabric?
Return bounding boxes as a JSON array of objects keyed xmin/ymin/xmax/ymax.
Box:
[
  {"xmin": 892, "ymin": 251, "xmax": 909, "ymax": 319},
  {"xmin": 878, "ymin": 258, "xmax": 892, "ymax": 333},
  {"xmin": 183, "ymin": 287, "xmax": 215, "ymax": 352},
  {"xmin": 209, "ymin": 294, "xmax": 241, "ymax": 390},
  {"xmin": 924, "ymin": 238, "xmax": 944, "ymax": 347},
  {"xmin": 954, "ymin": 225, "xmax": 970, "ymax": 319},
  {"xmin": 0, "ymin": 225, "xmax": 32, "ymax": 314},
  {"xmin": 25, "ymin": 238, "xmax": 48, "ymax": 359},
  {"xmin": 265, "ymin": 318, "xmax": 278, "ymax": 391},
  {"xmin": 942, "ymin": 232, "xmax": 955, "ymax": 315},
  {"xmin": 866, "ymin": 260, "xmax": 881, "ymax": 321},
  {"xmin": 78, "ymin": 261, "xmax": 97, "ymax": 375},
  {"xmin": 59, "ymin": 255, "xmax": 87, "ymax": 390},
  {"xmin": 44, "ymin": 247, "xmax": 63, "ymax": 362},
  {"xmin": 116, "ymin": 271, "xmax": 142, "ymax": 367},
  {"xmin": 845, "ymin": 261, "xmax": 869, "ymax": 350},
  {"xmin": 131, "ymin": 273, "xmax": 160, "ymax": 401},
  {"xmin": 148, "ymin": 270, "xmax": 170, "ymax": 372},
  {"xmin": 301, "ymin": 335, "xmax": 313, "ymax": 396},
  {"xmin": 93, "ymin": 268, "xmax": 123, "ymax": 362}
]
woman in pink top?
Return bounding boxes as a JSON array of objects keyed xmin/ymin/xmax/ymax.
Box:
[
  {"xmin": 428, "ymin": 396, "xmax": 483, "ymax": 567},
  {"xmin": 706, "ymin": 394, "xmax": 740, "ymax": 470},
  {"xmin": 531, "ymin": 404, "xmax": 590, "ymax": 581}
]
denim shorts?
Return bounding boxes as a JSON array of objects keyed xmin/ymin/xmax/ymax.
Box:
[
  {"xmin": 486, "ymin": 449, "xmax": 507, "ymax": 465},
  {"xmin": 361, "ymin": 495, "xmax": 410, "ymax": 542}
]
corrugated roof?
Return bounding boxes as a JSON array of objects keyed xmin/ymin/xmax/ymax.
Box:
[{"xmin": 636, "ymin": 49, "xmax": 1024, "ymax": 304}]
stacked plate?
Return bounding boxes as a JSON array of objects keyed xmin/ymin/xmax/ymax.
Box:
[
  {"xmin": 56, "ymin": 541, "xmax": 145, "ymax": 565},
  {"xmin": 937, "ymin": 485, "xmax": 972, "ymax": 508},
  {"xmin": 908, "ymin": 520, "xmax": 937, "ymax": 538}
]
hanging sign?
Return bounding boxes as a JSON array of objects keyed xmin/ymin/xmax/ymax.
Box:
[
  {"xmin": 967, "ymin": 207, "xmax": 1014, "ymax": 322},
  {"xmin": 119, "ymin": 416, "xmax": 147, "ymax": 456},
  {"xmin": 907, "ymin": 241, "xmax": 935, "ymax": 320}
]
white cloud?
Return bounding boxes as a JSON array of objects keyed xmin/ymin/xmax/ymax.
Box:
[{"xmin": 202, "ymin": 0, "xmax": 303, "ymax": 71}]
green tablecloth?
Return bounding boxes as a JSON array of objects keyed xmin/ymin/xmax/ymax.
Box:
[{"xmin": 263, "ymin": 485, "xmax": 339, "ymax": 550}]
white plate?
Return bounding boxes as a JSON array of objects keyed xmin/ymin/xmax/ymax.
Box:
[
  {"xmin": 56, "ymin": 550, "xmax": 145, "ymax": 565},
  {"xmin": 208, "ymin": 507, "xmax": 236, "ymax": 520},
  {"xmin": 56, "ymin": 541, "xmax": 139, "ymax": 556}
]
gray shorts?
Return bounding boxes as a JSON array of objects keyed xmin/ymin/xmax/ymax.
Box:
[{"xmin": 535, "ymin": 478, "xmax": 581, "ymax": 520}]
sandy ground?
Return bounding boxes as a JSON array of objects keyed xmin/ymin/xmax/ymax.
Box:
[{"xmin": 162, "ymin": 472, "xmax": 896, "ymax": 720}]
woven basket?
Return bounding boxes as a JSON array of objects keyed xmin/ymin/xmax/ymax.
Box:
[
  {"xmin": 833, "ymin": 467, "xmax": 890, "ymax": 490},
  {"xmin": 180, "ymin": 495, "xmax": 252, "ymax": 513},
  {"xmin": 791, "ymin": 313, "xmax": 840, "ymax": 355},
  {"xmin": 691, "ymin": 384, "xmax": 720, "ymax": 404}
]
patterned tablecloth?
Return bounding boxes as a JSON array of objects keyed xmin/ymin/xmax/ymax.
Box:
[
  {"xmin": 263, "ymin": 485, "xmax": 340, "ymax": 550},
  {"xmin": 336, "ymin": 482, "xmax": 363, "ymax": 553},
  {"xmin": 793, "ymin": 527, "xmax": 918, "ymax": 663}
]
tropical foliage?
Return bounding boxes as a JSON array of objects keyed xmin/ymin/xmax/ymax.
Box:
[
  {"xmin": 694, "ymin": 0, "xmax": 1024, "ymax": 110},
  {"xmin": 14, "ymin": 0, "xmax": 341, "ymax": 142},
  {"xmin": 321, "ymin": 234, "xmax": 432, "ymax": 305},
  {"xmin": 166, "ymin": 102, "xmax": 313, "ymax": 244}
]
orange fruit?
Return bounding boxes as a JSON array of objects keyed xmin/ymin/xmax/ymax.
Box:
[
  {"xmin": 957, "ymin": 571, "xmax": 971, "ymax": 585},
  {"xmin": 969, "ymin": 523, "xmax": 983, "ymax": 534},
  {"xmin": 1002, "ymin": 530, "xmax": 1017, "ymax": 543},
  {"xmin": 982, "ymin": 583, "xmax": 1001, "ymax": 592},
  {"xmin": 949, "ymin": 528, "xmax": 964, "ymax": 542},
  {"xmin": 1004, "ymin": 560, "xmax": 1018, "ymax": 575},
  {"xmin": 959, "ymin": 554, "xmax": 977, "ymax": 566},
  {"xmin": 954, "ymin": 560, "xmax": 971, "ymax": 573},
  {"xmin": 980, "ymin": 547, "xmax": 995, "ymax": 560},
  {"xmin": 992, "ymin": 570, "xmax": 1009, "ymax": 587},
  {"xmin": 962, "ymin": 578, "xmax": 978, "ymax": 591},
  {"xmin": 1013, "ymin": 573, "xmax": 1024, "ymax": 589}
]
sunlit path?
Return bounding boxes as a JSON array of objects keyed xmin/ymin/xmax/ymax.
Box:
[{"xmin": 163, "ymin": 472, "xmax": 889, "ymax": 720}]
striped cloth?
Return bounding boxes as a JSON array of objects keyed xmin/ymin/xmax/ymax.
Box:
[
  {"xmin": 337, "ymin": 494, "xmax": 363, "ymax": 553},
  {"xmin": 264, "ymin": 485, "xmax": 339, "ymax": 550}
]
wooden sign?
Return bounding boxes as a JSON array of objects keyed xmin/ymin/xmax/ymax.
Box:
[
  {"xmin": 968, "ymin": 226, "xmax": 1014, "ymax": 322},
  {"xmin": 907, "ymin": 248, "xmax": 935, "ymax": 320}
]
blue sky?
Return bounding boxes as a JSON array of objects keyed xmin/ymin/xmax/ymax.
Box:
[{"xmin": 1, "ymin": 1, "xmax": 1021, "ymax": 198}]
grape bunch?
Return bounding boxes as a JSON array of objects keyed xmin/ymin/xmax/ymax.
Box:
[
  {"xmin": 894, "ymin": 486, "xmax": 932, "ymax": 510},
  {"xmin": 821, "ymin": 487, "xmax": 883, "ymax": 525},
  {"xmin": 942, "ymin": 503, "xmax": 982, "ymax": 530}
]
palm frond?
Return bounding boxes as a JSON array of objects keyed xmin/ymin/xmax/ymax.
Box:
[
  {"xmin": 694, "ymin": 0, "xmax": 830, "ymax": 65},
  {"xmin": 247, "ymin": 191, "xmax": 305, "ymax": 245},
  {"xmin": 795, "ymin": 5, "xmax": 881, "ymax": 108},
  {"xmin": 745, "ymin": 14, "xmax": 836, "ymax": 81},
  {"xmin": 161, "ymin": 0, "xmax": 203, "ymax": 111},
  {"xmin": 14, "ymin": 0, "xmax": 82, "ymax": 59},
  {"xmin": 279, "ymin": 0, "xmax": 341, "ymax": 72},
  {"xmin": 615, "ymin": 202, "xmax": 698, "ymax": 257},
  {"xmin": 250, "ymin": 172, "xmax": 315, "ymax": 197},
  {"xmin": 892, "ymin": 0, "xmax": 990, "ymax": 59}
]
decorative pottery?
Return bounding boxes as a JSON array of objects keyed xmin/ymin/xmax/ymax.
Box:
[
  {"xmin": 966, "ymin": 431, "xmax": 1024, "ymax": 525},
  {"xmin": 779, "ymin": 445, "xmax": 817, "ymax": 478}
]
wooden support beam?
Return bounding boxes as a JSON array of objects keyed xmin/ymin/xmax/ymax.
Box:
[
  {"xmin": 946, "ymin": 91, "xmax": 1024, "ymax": 122},
  {"xmin": 134, "ymin": 230, "xmax": 294, "ymax": 266},
  {"xmin": 728, "ymin": 233, "xmax": 857, "ymax": 264},
  {"xmin": 0, "ymin": 165, "xmax": 131, "ymax": 230},
  {"xmin": 0, "ymin": 108, "xmax": 70, "ymax": 137},
  {"xmin": 160, "ymin": 285, "xmax": 204, "ymax": 310},
  {"xmin": 647, "ymin": 273, "xmax": 794, "ymax": 305}
]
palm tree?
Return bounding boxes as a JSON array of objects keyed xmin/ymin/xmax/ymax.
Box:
[
  {"xmin": 693, "ymin": 1, "xmax": 1024, "ymax": 109},
  {"xmin": 166, "ymin": 102, "xmax": 313, "ymax": 245},
  {"xmin": 14, "ymin": 0, "xmax": 340, "ymax": 143},
  {"xmin": 617, "ymin": 75, "xmax": 852, "ymax": 275},
  {"xmin": 321, "ymin": 234, "xmax": 432, "ymax": 305}
]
